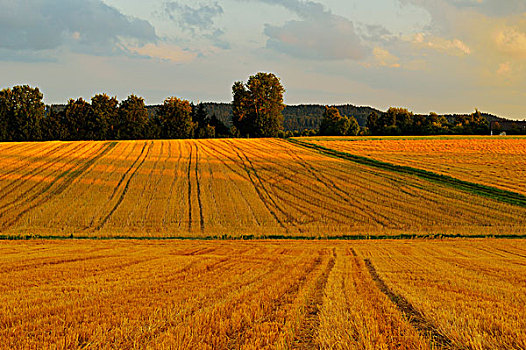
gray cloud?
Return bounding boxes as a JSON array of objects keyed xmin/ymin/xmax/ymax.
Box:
[
  {"xmin": 164, "ymin": 2, "xmax": 229, "ymax": 49},
  {"xmin": 165, "ymin": 2, "xmax": 223, "ymax": 33},
  {"xmin": 0, "ymin": 0, "xmax": 157, "ymax": 59},
  {"xmin": 249, "ymin": 0, "xmax": 368, "ymax": 60}
]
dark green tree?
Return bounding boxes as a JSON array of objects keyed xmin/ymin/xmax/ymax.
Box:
[
  {"xmin": 232, "ymin": 72, "xmax": 285, "ymax": 137},
  {"xmin": 91, "ymin": 94, "xmax": 118, "ymax": 140},
  {"xmin": 63, "ymin": 98, "xmax": 92, "ymax": 140},
  {"xmin": 42, "ymin": 106, "xmax": 68, "ymax": 140},
  {"xmin": 366, "ymin": 111, "xmax": 379, "ymax": 134},
  {"xmin": 116, "ymin": 95, "xmax": 148, "ymax": 140},
  {"xmin": 158, "ymin": 97, "xmax": 194, "ymax": 139},
  {"xmin": 0, "ymin": 85, "xmax": 45, "ymax": 141},
  {"xmin": 192, "ymin": 103, "xmax": 214, "ymax": 138},
  {"xmin": 319, "ymin": 106, "xmax": 360, "ymax": 136},
  {"xmin": 209, "ymin": 113, "xmax": 230, "ymax": 137}
]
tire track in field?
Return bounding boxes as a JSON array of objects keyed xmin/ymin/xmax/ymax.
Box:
[
  {"xmin": 207, "ymin": 141, "xmax": 346, "ymax": 226},
  {"xmin": 108, "ymin": 142, "xmax": 148, "ymax": 201},
  {"xmin": 0, "ymin": 142, "xmax": 47, "ymax": 177},
  {"xmin": 198, "ymin": 141, "xmax": 263, "ymax": 226},
  {"xmin": 95, "ymin": 141, "xmax": 152, "ymax": 231},
  {"xmin": 284, "ymin": 140, "xmax": 481, "ymax": 228},
  {"xmin": 85, "ymin": 142, "xmax": 138, "ymax": 229},
  {"xmin": 294, "ymin": 249, "xmax": 336, "ymax": 350},
  {"xmin": 142, "ymin": 141, "xmax": 170, "ymax": 227},
  {"xmin": 0, "ymin": 142, "xmax": 101, "ymax": 216},
  {"xmin": 272, "ymin": 140, "xmax": 390, "ymax": 226},
  {"xmin": 225, "ymin": 141, "xmax": 289, "ymax": 231},
  {"xmin": 162, "ymin": 141, "xmax": 183, "ymax": 228},
  {"xmin": 225, "ymin": 251, "xmax": 327, "ymax": 348},
  {"xmin": 238, "ymin": 142, "xmax": 364, "ymax": 225},
  {"xmin": 1, "ymin": 142, "xmax": 117, "ymax": 230},
  {"xmin": 363, "ymin": 258, "xmax": 453, "ymax": 348},
  {"xmin": 187, "ymin": 142, "xmax": 193, "ymax": 232},
  {"xmin": 194, "ymin": 143, "xmax": 205, "ymax": 232},
  {"xmin": 0, "ymin": 142, "xmax": 85, "ymax": 208}
]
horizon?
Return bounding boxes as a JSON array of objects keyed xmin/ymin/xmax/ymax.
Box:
[{"xmin": 1, "ymin": 0, "xmax": 525, "ymax": 120}]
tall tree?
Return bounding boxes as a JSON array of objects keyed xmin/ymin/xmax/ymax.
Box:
[
  {"xmin": 63, "ymin": 98, "xmax": 92, "ymax": 140},
  {"xmin": 116, "ymin": 95, "xmax": 148, "ymax": 140},
  {"xmin": 232, "ymin": 72, "xmax": 285, "ymax": 137},
  {"xmin": 158, "ymin": 97, "xmax": 194, "ymax": 139},
  {"xmin": 0, "ymin": 85, "xmax": 45, "ymax": 141},
  {"xmin": 366, "ymin": 111, "xmax": 379, "ymax": 134},
  {"xmin": 209, "ymin": 113, "xmax": 230, "ymax": 137},
  {"xmin": 91, "ymin": 94, "xmax": 118, "ymax": 140},
  {"xmin": 192, "ymin": 103, "xmax": 214, "ymax": 138}
]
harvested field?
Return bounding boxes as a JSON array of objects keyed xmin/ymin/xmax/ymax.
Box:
[
  {"xmin": 0, "ymin": 139, "xmax": 525, "ymax": 237},
  {"xmin": 305, "ymin": 136, "xmax": 526, "ymax": 196},
  {"xmin": 1, "ymin": 239, "xmax": 525, "ymax": 349}
]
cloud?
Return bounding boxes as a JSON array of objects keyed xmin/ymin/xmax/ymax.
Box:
[
  {"xmin": 0, "ymin": 0, "xmax": 157, "ymax": 60},
  {"xmin": 165, "ymin": 2, "xmax": 223, "ymax": 34},
  {"xmin": 412, "ymin": 33, "xmax": 471, "ymax": 55},
  {"xmin": 242, "ymin": 0, "xmax": 368, "ymax": 60},
  {"xmin": 442, "ymin": 0, "xmax": 526, "ymax": 17},
  {"xmin": 372, "ymin": 48, "xmax": 401, "ymax": 68},
  {"xmin": 127, "ymin": 43, "xmax": 197, "ymax": 63},
  {"xmin": 164, "ymin": 2, "xmax": 229, "ymax": 49},
  {"xmin": 495, "ymin": 26, "xmax": 526, "ymax": 59}
]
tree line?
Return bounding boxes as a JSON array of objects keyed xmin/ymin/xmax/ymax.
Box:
[
  {"xmin": 0, "ymin": 73, "xmax": 497, "ymax": 141},
  {"xmin": 0, "ymin": 86, "xmax": 229, "ymax": 141}
]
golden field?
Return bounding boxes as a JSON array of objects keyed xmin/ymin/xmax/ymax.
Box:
[
  {"xmin": 0, "ymin": 138, "xmax": 525, "ymax": 237},
  {"xmin": 1, "ymin": 239, "xmax": 524, "ymax": 349},
  {"xmin": 306, "ymin": 136, "xmax": 526, "ymax": 196}
]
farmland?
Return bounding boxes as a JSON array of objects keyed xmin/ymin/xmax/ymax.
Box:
[
  {"xmin": 305, "ymin": 136, "xmax": 526, "ymax": 196},
  {"xmin": 1, "ymin": 239, "xmax": 525, "ymax": 349},
  {"xmin": 0, "ymin": 138, "xmax": 526, "ymax": 237}
]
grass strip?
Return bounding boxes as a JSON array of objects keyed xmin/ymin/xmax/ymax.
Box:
[
  {"xmin": 288, "ymin": 138, "xmax": 526, "ymax": 208},
  {"xmin": 1, "ymin": 233, "xmax": 526, "ymax": 241}
]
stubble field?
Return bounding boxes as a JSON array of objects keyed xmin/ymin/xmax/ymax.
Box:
[
  {"xmin": 0, "ymin": 138, "xmax": 525, "ymax": 237},
  {"xmin": 306, "ymin": 136, "xmax": 526, "ymax": 196},
  {"xmin": 1, "ymin": 239, "xmax": 525, "ymax": 349}
]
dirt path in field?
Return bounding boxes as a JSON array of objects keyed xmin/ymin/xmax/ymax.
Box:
[
  {"xmin": 364, "ymin": 258, "xmax": 453, "ymax": 348},
  {"xmin": 294, "ymin": 249, "xmax": 336, "ymax": 349}
]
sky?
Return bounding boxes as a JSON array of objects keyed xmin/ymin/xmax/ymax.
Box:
[{"xmin": 0, "ymin": 0, "xmax": 525, "ymax": 119}]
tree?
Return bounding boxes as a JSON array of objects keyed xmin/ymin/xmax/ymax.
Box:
[
  {"xmin": 232, "ymin": 72, "xmax": 285, "ymax": 137},
  {"xmin": 63, "ymin": 98, "xmax": 92, "ymax": 140},
  {"xmin": 366, "ymin": 111, "xmax": 379, "ymax": 134},
  {"xmin": 158, "ymin": 97, "xmax": 194, "ymax": 139},
  {"xmin": 192, "ymin": 103, "xmax": 213, "ymax": 138},
  {"xmin": 319, "ymin": 106, "xmax": 360, "ymax": 136},
  {"xmin": 91, "ymin": 94, "xmax": 118, "ymax": 140},
  {"xmin": 209, "ymin": 113, "xmax": 230, "ymax": 137},
  {"xmin": 0, "ymin": 85, "xmax": 45, "ymax": 141},
  {"xmin": 116, "ymin": 95, "xmax": 148, "ymax": 140}
]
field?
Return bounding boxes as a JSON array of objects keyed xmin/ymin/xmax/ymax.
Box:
[
  {"xmin": 305, "ymin": 136, "xmax": 526, "ymax": 196},
  {"xmin": 1, "ymin": 239, "xmax": 525, "ymax": 349},
  {"xmin": 1, "ymin": 138, "xmax": 526, "ymax": 237}
]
